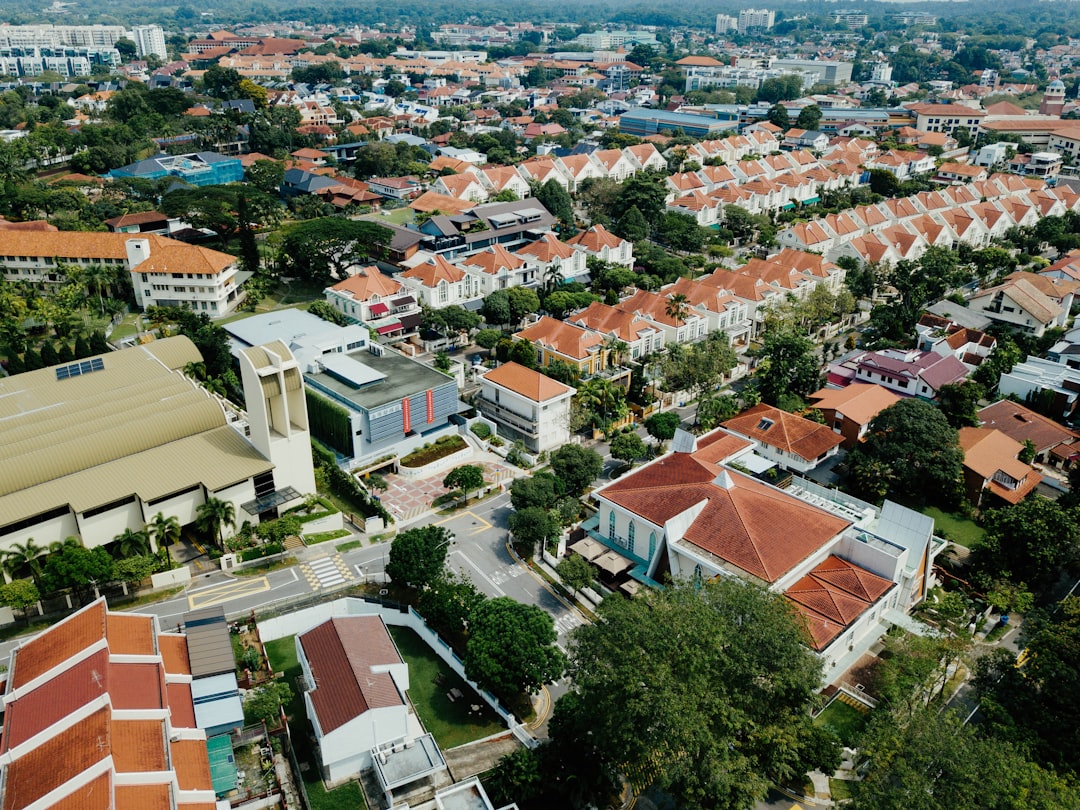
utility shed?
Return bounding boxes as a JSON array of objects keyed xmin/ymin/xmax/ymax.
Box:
[{"xmin": 184, "ymin": 606, "xmax": 244, "ymax": 736}]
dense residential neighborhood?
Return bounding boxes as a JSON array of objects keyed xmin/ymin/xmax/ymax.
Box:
[{"xmin": 1, "ymin": 3, "xmax": 1080, "ymax": 810}]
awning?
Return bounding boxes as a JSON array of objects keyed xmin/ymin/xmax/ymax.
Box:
[
  {"xmin": 595, "ymin": 549, "xmax": 633, "ymax": 576},
  {"xmin": 620, "ymin": 580, "xmax": 642, "ymax": 597},
  {"xmin": 782, "ymin": 202, "xmax": 796, "ymax": 210},
  {"xmin": 369, "ymin": 302, "xmax": 389, "ymax": 316},
  {"xmin": 399, "ymin": 312, "xmax": 423, "ymax": 330},
  {"xmin": 377, "ymin": 322, "xmax": 403, "ymax": 335},
  {"xmin": 390, "ymin": 295, "xmax": 416, "ymax": 308},
  {"xmin": 569, "ymin": 536, "xmax": 607, "ymax": 561},
  {"xmin": 801, "ymin": 196, "xmax": 820, "ymax": 205}
]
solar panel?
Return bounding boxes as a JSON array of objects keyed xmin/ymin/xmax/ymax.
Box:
[{"xmin": 55, "ymin": 356, "xmax": 105, "ymax": 380}]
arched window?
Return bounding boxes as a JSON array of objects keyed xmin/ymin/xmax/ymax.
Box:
[
  {"xmin": 608, "ymin": 510, "xmax": 616, "ymax": 540},
  {"xmin": 628, "ymin": 521, "xmax": 635, "ymax": 554},
  {"xmin": 648, "ymin": 531, "xmax": 657, "ymax": 559}
]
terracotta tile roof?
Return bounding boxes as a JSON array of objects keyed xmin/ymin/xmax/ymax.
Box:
[
  {"xmin": 167, "ymin": 681, "xmax": 198, "ymax": 729},
  {"xmin": 112, "ymin": 719, "xmax": 168, "ymax": 772},
  {"xmin": 722, "ymin": 404, "xmax": 843, "ymax": 462},
  {"xmin": 689, "ymin": 431, "xmax": 754, "ymax": 466},
  {"xmin": 566, "ymin": 224, "xmax": 625, "ymax": 252},
  {"xmin": 974, "ymin": 277, "xmax": 1063, "ymax": 324},
  {"xmin": 568, "ymin": 301, "xmax": 655, "ymax": 342},
  {"xmin": 2, "ymin": 649, "xmax": 111, "ymax": 750},
  {"xmin": 158, "ymin": 635, "xmax": 191, "ymax": 675},
  {"xmin": 959, "ymin": 427, "xmax": 1043, "ymax": 503},
  {"xmin": 515, "ymin": 233, "xmax": 574, "ymax": 263},
  {"xmin": 172, "ymin": 738, "xmax": 214, "ymax": 791},
  {"xmin": 460, "ymin": 244, "xmax": 525, "ymax": 274},
  {"xmin": 10, "ymin": 600, "xmax": 106, "ymax": 689},
  {"xmin": 298, "ymin": 616, "xmax": 405, "ymax": 735},
  {"xmin": 0, "ymin": 230, "xmax": 128, "ymax": 262},
  {"xmin": 515, "ymin": 316, "xmax": 603, "ymax": 360},
  {"xmin": 1006, "ymin": 270, "xmax": 1080, "ymax": 300},
  {"xmin": 809, "ymin": 384, "xmax": 901, "ymax": 426},
  {"xmin": 2, "ymin": 707, "xmax": 111, "ymax": 810},
  {"xmin": 132, "ymin": 236, "xmax": 236, "ymax": 277},
  {"xmin": 327, "ymin": 267, "xmax": 402, "ymax": 301},
  {"xmin": 115, "ymin": 783, "xmax": 172, "ymax": 810},
  {"xmin": 977, "ymin": 400, "xmax": 1079, "ymax": 452},
  {"xmin": 0, "ymin": 218, "xmax": 58, "ymax": 232},
  {"xmin": 401, "ymin": 254, "xmax": 465, "ymax": 286},
  {"xmin": 50, "ymin": 771, "xmax": 113, "ymax": 810},
  {"xmin": 109, "ymin": 662, "xmax": 166, "ymax": 710},
  {"xmin": 438, "ymin": 173, "xmax": 486, "ymax": 198},
  {"xmin": 786, "ymin": 556, "xmax": 894, "ymax": 651},
  {"xmin": 483, "ymin": 361, "xmax": 573, "ymax": 402},
  {"xmin": 106, "ymin": 613, "xmax": 156, "ymax": 656}
]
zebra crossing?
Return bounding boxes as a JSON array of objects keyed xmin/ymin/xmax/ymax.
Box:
[
  {"xmin": 554, "ymin": 613, "xmax": 584, "ymax": 636},
  {"xmin": 302, "ymin": 555, "xmax": 353, "ymax": 590},
  {"xmin": 488, "ymin": 564, "xmax": 526, "ymax": 586}
]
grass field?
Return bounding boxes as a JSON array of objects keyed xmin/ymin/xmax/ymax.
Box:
[
  {"xmin": 813, "ymin": 699, "xmax": 868, "ymax": 748},
  {"xmin": 921, "ymin": 506, "xmax": 985, "ymax": 548},
  {"xmin": 263, "ymin": 637, "xmax": 367, "ymax": 810},
  {"xmin": 387, "ymin": 626, "xmax": 505, "ymax": 749}
]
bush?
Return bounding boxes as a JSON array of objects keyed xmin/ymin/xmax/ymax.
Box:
[
  {"xmin": 470, "ymin": 422, "xmax": 492, "ymax": 439},
  {"xmin": 240, "ymin": 542, "xmax": 284, "ymax": 562}
]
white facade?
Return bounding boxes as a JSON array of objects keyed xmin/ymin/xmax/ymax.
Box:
[
  {"xmin": 477, "ymin": 364, "xmax": 575, "ymax": 453},
  {"xmin": 129, "ymin": 25, "xmax": 168, "ymax": 60}
]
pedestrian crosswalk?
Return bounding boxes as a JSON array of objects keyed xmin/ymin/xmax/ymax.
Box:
[
  {"xmin": 302, "ymin": 555, "xmax": 354, "ymax": 590},
  {"xmin": 554, "ymin": 613, "xmax": 583, "ymax": 636},
  {"xmin": 489, "ymin": 564, "xmax": 526, "ymax": 586}
]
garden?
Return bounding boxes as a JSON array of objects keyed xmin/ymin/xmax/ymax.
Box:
[
  {"xmin": 399, "ymin": 435, "xmax": 468, "ymax": 468},
  {"xmin": 813, "ymin": 696, "xmax": 869, "ymax": 749}
]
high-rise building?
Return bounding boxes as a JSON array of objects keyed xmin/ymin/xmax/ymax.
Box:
[
  {"xmin": 738, "ymin": 8, "xmax": 776, "ymax": 34},
  {"xmin": 130, "ymin": 24, "xmax": 168, "ymax": 60},
  {"xmin": 0, "ymin": 23, "xmax": 127, "ymax": 49},
  {"xmin": 716, "ymin": 14, "xmax": 738, "ymax": 34}
]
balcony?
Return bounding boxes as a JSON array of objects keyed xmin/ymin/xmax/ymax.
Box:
[{"xmin": 475, "ymin": 398, "xmax": 539, "ymax": 437}]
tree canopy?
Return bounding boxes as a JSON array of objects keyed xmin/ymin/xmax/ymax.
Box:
[
  {"xmin": 386, "ymin": 525, "xmax": 452, "ymax": 590},
  {"xmin": 465, "ymin": 597, "xmax": 566, "ymax": 701},
  {"xmin": 550, "ymin": 444, "xmax": 603, "ymax": 496},
  {"xmin": 753, "ymin": 328, "xmax": 821, "ymax": 406},
  {"xmin": 846, "ymin": 398, "xmax": 964, "ymax": 506},
  {"xmin": 276, "ymin": 218, "xmax": 392, "ymax": 284},
  {"xmin": 972, "ymin": 497, "xmax": 1080, "ymax": 595},
  {"xmin": 554, "ymin": 578, "xmax": 838, "ymax": 810}
]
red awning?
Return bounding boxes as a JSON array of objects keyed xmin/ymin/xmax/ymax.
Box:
[
  {"xmin": 369, "ymin": 302, "xmax": 389, "ymax": 316},
  {"xmin": 376, "ymin": 322, "xmax": 403, "ymax": 335}
]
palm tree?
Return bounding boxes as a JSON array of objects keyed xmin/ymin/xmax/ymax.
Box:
[
  {"xmin": 113, "ymin": 528, "xmax": 149, "ymax": 558},
  {"xmin": 543, "ymin": 264, "xmax": 563, "ymax": 295},
  {"xmin": 602, "ymin": 336, "xmax": 628, "ymax": 370},
  {"xmin": 148, "ymin": 512, "xmax": 181, "ymax": 553},
  {"xmin": 196, "ymin": 497, "xmax": 235, "ymax": 550},
  {"xmin": 665, "ymin": 293, "xmax": 689, "ymax": 328},
  {"xmin": 2, "ymin": 539, "xmax": 46, "ymax": 584},
  {"xmin": 81, "ymin": 263, "xmax": 112, "ymax": 316}
]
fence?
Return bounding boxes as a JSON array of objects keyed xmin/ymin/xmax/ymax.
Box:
[{"xmin": 255, "ymin": 597, "xmax": 538, "ymax": 747}]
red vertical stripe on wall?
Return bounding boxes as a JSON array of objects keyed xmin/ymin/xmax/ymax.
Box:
[
  {"xmin": 402, "ymin": 398, "xmax": 410, "ymax": 433},
  {"xmin": 426, "ymin": 389, "xmax": 434, "ymax": 423}
]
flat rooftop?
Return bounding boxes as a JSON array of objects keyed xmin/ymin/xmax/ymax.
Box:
[
  {"xmin": 372, "ymin": 733, "xmax": 446, "ymax": 790},
  {"xmin": 307, "ymin": 348, "xmax": 453, "ymax": 411}
]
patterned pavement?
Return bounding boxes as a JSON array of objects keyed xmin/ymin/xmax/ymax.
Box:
[{"xmin": 377, "ymin": 460, "xmax": 518, "ymax": 522}]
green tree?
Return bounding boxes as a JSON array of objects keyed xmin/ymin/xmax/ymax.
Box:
[
  {"xmin": 509, "ymin": 472, "xmax": 563, "ymax": 511},
  {"xmin": 112, "ymin": 528, "xmax": 149, "ymax": 558},
  {"xmin": 41, "ymin": 544, "xmax": 114, "ymax": 603},
  {"xmin": 935, "ymin": 381, "xmax": 986, "ymax": 429},
  {"xmin": 443, "ymin": 464, "xmax": 485, "ymax": 503},
  {"xmin": 848, "ymin": 399, "xmax": 964, "ymax": 506},
  {"xmin": 195, "ymin": 497, "xmax": 235, "ymax": 550},
  {"xmin": 482, "ymin": 289, "xmax": 512, "ymax": 328},
  {"xmin": 973, "ymin": 497, "xmax": 1080, "ymax": 594},
  {"xmin": 0, "ymin": 579, "xmax": 39, "ymax": 624},
  {"xmin": 551, "ymin": 445, "xmax": 603, "ymax": 496},
  {"xmin": 243, "ymin": 681, "xmax": 292, "ymax": 727},
  {"xmin": 795, "ymin": 104, "xmax": 823, "ymax": 131},
  {"xmin": 508, "ymin": 339, "xmax": 537, "ymax": 368},
  {"xmin": 645, "ymin": 411, "xmax": 682, "ymax": 444},
  {"xmin": 245, "ymin": 158, "xmax": 285, "ymax": 195},
  {"xmin": 767, "ymin": 103, "xmax": 791, "ymax": 128},
  {"xmin": 697, "ymin": 394, "xmax": 741, "ymax": 430},
  {"xmin": 556, "ymin": 553, "xmax": 594, "ymax": 598},
  {"xmin": 614, "ymin": 205, "xmax": 649, "ymax": 241},
  {"xmin": 754, "ymin": 328, "xmax": 821, "ymax": 405},
  {"xmin": 416, "ymin": 570, "xmax": 486, "ymax": 643},
  {"xmin": 609, "ymin": 431, "xmax": 647, "ymax": 465},
  {"xmin": 2, "ymin": 538, "xmax": 46, "ymax": 585},
  {"xmin": 553, "ymin": 578, "xmax": 839, "ymax": 810},
  {"xmin": 656, "ymin": 211, "xmax": 706, "ymax": 252},
  {"xmin": 507, "ymin": 287, "xmax": 541, "ymax": 326},
  {"xmin": 851, "ymin": 707, "xmax": 1080, "ymax": 810},
  {"xmin": 475, "ymin": 328, "xmax": 502, "ymax": 352},
  {"xmin": 386, "ymin": 525, "xmax": 452, "ymax": 589},
  {"xmin": 465, "ymin": 597, "xmax": 566, "ymax": 701},
  {"xmin": 113, "ymin": 555, "xmax": 157, "ymax": 588},
  {"xmin": 277, "ymin": 218, "xmax": 392, "ymax": 284},
  {"xmin": 535, "ymin": 178, "xmax": 574, "ymax": 228},
  {"xmin": 508, "ymin": 506, "xmax": 559, "ymax": 554},
  {"xmin": 612, "ymin": 173, "xmax": 666, "ymax": 222}
]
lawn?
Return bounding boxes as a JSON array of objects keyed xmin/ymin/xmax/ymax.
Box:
[
  {"xmin": 263, "ymin": 637, "xmax": 367, "ymax": 810},
  {"xmin": 366, "ymin": 207, "xmax": 415, "ymax": 226},
  {"xmin": 921, "ymin": 506, "xmax": 986, "ymax": 549},
  {"xmin": 387, "ymin": 626, "xmax": 506, "ymax": 749},
  {"xmin": 813, "ymin": 698, "xmax": 868, "ymax": 748},
  {"xmin": 830, "ymin": 778, "xmax": 854, "ymax": 801}
]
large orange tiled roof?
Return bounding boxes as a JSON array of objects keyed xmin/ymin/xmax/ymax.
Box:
[
  {"xmin": 133, "ymin": 236, "xmax": 236, "ymax": 277},
  {"xmin": 51, "ymin": 772, "xmax": 112, "ymax": 810},
  {"xmin": 515, "ymin": 316, "xmax": 602, "ymax": 360},
  {"xmin": 809, "ymin": 384, "xmax": 900, "ymax": 427},
  {"xmin": 172, "ymin": 739, "xmax": 214, "ymax": 792},
  {"xmin": 722, "ymin": 404, "xmax": 843, "ymax": 463},
  {"xmin": 566, "ymin": 224, "xmax": 625, "ymax": 252},
  {"xmin": 483, "ymin": 361, "xmax": 573, "ymax": 402},
  {"xmin": 113, "ymin": 719, "xmax": 168, "ymax": 772},
  {"xmin": 10, "ymin": 600, "xmax": 106, "ymax": 689},
  {"xmin": 115, "ymin": 783, "xmax": 172, "ymax": 810},
  {"xmin": 166, "ymin": 681, "xmax": 198, "ymax": 729},
  {"xmin": 786, "ymin": 556, "xmax": 894, "ymax": 650},
  {"xmin": 158, "ymin": 634, "xmax": 191, "ymax": 676},
  {"xmin": 106, "ymin": 613, "xmax": 156, "ymax": 656}
]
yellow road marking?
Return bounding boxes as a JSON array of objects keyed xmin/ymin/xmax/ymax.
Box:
[
  {"xmin": 433, "ymin": 510, "xmax": 493, "ymax": 536},
  {"xmin": 525, "ymin": 684, "xmax": 553, "ymax": 730},
  {"xmin": 187, "ymin": 577, "xmax": 269, "ymax": 610}
]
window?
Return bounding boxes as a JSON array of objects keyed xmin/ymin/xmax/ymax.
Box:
[
  {"xmin": 608, "ymin": 511, "xmax": 616, "ymax": 540},
  {"xmin": 628, "ymin": 522, "xmax": 635, "ymax": 554},
  {"xmin": 649, "ymin": 531, "xmax": 657, "ymax": 559}
]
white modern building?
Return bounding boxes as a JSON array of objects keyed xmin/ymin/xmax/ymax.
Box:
[
  {"xmin": 738, "ymin": 8, "xmax": 776, "ymax": 33},
  {"xmin": 130, "ymin": 24, "xmax": 169, "ymax": 60},
  {"xmin": 477, "ymin": 362, "xmax": 575, "ymax": 454}
]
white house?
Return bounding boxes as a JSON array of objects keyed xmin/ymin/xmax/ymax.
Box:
[
  {"xmin": 477, "ymin": 362, "xmax": 575, "ymax": 453},
  {"xmin": 565, "ymin": 224, "xmax": 634, "ymax": 268},
  {"xmin": 296, "ymin": 616, "xmax": 411, "ymax": 782},
  {"xmin": 720, "ymin": 403, "xmax": 844, "ymax": 473},
  {"xmin": 399, "ymin": 254, "xmax": 481, "ymax": 308}
]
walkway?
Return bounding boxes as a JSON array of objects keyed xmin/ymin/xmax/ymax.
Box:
[{"xmin": 379, "ymin": 456, "xmax": 519, "ymax": 523}]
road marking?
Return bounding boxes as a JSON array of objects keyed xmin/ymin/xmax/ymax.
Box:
[
  {"xmin": 452, "ymin": 550, "xmax": 506, "ymax": 597},
  {"xmin": 433, "ymin": 510, "xmax": 493, "ymax": 536},
  {"xmin": 187, "ymin": 577, "xmax": 269, "ymax": 610},
  {"xmin": 303, "ymin": 555, "xmax": 353, "ymax": 589},
  {"xmin": 554, "ymin": 614, "xmax": 583, "ymax": 636}
]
